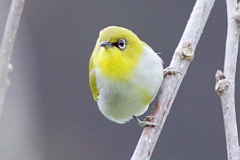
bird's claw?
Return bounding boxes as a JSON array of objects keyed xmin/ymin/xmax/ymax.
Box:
[{"xmin": 133, "ymin": 115, "xmax": 158, "ymax": 127}]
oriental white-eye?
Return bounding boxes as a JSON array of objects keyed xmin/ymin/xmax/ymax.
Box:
[{"xmin": 89, "ymin": 26, "xmax": 163, "ymax": 124}]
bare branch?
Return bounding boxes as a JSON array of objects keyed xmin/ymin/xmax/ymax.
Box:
[
  {"xmin": 0, "ymin": 0, "xmax": 25, "ymax": 116},
  {"xmin": 131, "ymin": 0, "xmax": 216, "ymax": 159},
  {"xmin": 215, "ymin": 0, "xmax": 240, "ymax": 159}
]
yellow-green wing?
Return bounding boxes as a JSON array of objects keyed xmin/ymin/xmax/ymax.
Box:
[
  {"xmin": 89, "ymin": 39, "xmax": 99, "ymax": 101},
  {"xmin": 89, "ymin": 56, "xmax": 98, "ymax": 101}
]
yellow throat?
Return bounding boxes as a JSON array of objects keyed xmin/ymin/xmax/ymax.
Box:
[{"xmin": 93, "ymin": 26, "xmax": 143, "ymax": 82}]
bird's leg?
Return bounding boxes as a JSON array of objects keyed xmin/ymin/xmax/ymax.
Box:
[
  {"xmin": 133, "ymin": 115, "xmax": 158, "ymax": 127},
  {"xmin": 163, "ymin": 66, "xmax": 182, "ymax": 78}
]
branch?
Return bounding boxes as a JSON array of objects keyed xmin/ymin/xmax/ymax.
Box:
[
  {"xmin": 215, "ymin": 1, "xmax": 240, "ymax": 159},
  {"xmin": 131, "ymin": 0, "xmax": 216, "ymax": 159},
  {"xmin": 0, "ymin": 0, "xmax": 25, "ymax": 116}
]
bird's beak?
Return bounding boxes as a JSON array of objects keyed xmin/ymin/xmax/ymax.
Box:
[{"xmin": 99, "ymin": 41, "xmax": 113, "ymax": 47}]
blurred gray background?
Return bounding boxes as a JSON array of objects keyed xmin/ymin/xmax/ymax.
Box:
[{"xmin": 0, "ymin": 0, "xmax": 239, "ymax": 160}]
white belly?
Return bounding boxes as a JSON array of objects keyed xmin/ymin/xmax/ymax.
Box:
[{"xmin": 95, "ymin": 46, "xmax": 163, "ymax": 123}]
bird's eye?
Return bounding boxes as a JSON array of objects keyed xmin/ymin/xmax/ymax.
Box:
[{"xmin": 117, "ymin": 39, "xmax": 126, "ymax": 50}]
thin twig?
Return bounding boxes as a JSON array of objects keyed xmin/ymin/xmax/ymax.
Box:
[
  {"xmin": 131, "ymin": 0, "xmax": 216, "ymax": 159},
  {"xmin": 0, "ymin": 0, "xmax": 25, "ymax": 116},
  {"xmin": 215, "ymin": 1, "xmax": 240, "ymax": 159}
]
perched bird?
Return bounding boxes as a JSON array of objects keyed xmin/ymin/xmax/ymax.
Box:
[{"xmin": 89, "ymin": 26, "xmax": 163, "ymax": 124}]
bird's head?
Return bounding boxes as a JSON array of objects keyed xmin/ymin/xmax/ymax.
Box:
[{"xmin": 94, "ymin": 26, "xmax": 144, "ymax": 82}]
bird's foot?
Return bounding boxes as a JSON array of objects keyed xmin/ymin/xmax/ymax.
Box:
[{"xmin": 133, "ymin": 115, "xmax": 158, "ymax": 127}]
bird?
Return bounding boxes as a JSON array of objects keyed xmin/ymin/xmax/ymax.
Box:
[{"xmin": 89, "ymin": 26, "xmax": 163, "ymax": 125}]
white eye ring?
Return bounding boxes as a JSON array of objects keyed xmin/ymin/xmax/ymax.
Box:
[{"xmin": 117, "ymin": 39, "xmax": 126, "ymax": 50}]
